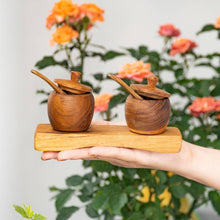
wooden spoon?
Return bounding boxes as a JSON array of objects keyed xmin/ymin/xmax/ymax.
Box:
[
  {"xmin": 108, "ymin": 74, "xmax": 143, "ymax": 100},
  {"xmin": 31, "ymin": 69, "xmax": 66, "ymax": 95}
]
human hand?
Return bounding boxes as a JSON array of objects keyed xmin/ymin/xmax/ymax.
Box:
[{"xmin": 41, "ymin": 121, "xmax": 188, "ymax": 172}]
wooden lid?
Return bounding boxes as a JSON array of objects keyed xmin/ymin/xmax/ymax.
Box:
[
  {"xmin": 130, "ymin": 75, "xmax": 170, "ymax": 99},
  {"xmin": 54, "ymin": 71, "xmax": 92, "ymax": 94}
]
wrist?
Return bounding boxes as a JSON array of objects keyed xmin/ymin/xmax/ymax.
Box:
[{"xmin": 148, "ymin": 140, "xmax": 193, "ymax": 174}]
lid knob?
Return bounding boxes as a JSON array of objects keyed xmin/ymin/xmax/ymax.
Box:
[
  {"xmin": 147, "ymin": 75, "xmax": 158, "ymax": 89},
  {"xmin": 71, "ymin": 71, "xmax": 82, "ymax": 82}
]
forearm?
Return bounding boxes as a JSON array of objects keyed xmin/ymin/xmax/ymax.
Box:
[{"xmin": 150, "ymin": 140, "xmax": 220, "ymax": 190}]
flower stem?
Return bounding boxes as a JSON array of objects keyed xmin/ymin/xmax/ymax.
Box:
[
  {"xmin": 65, "ymin": 45, "xmax": 74, "ymax": 70},
  {"xmin": 187, "ymin": 198, "xmax": 198, "ymax": 218}
]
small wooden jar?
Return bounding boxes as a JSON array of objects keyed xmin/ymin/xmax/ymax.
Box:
[
  {"xmin": 48, "ymin": 72, "xmax": 94, "ymax": 132},
  {"xmin": 125, "ymin": 76, "xmax": 171, "ymax": 134}
]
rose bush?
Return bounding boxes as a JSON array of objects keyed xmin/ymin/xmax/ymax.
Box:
[{"xmin": 33, "ymin": 1, "xmax": 220, "ymax": 219}]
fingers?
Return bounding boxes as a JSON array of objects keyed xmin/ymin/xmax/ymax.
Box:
[
  {"xmin": 57, "ymin": 148, "xmax": 91, "ymax": 161},
  {"xmin": 56, "ymin": 147, "xmax": 142, "ymax": 168},
  {"xmin": 41, "ymin": 151, "xmax": 59, "ymax": 160},
  {"xmin": 88, "ymin": 146, "xmax": 142, "ymax": 164}
]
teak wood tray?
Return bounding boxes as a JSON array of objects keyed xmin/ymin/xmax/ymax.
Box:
[{"xmin": 34, "ymin": 124, "xmax": 182, "ymax": 153}]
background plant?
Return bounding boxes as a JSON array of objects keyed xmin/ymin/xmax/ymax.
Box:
[
  {"xmin": 35, "ymin": 1, "xmax": 220, "ymax": 219},
  {"xmin": 13, "ymin": 204, "xmax": 46, "ymax": 220}
]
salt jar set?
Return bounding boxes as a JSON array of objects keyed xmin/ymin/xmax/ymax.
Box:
[{"xmin": 31, "ymin": 69, "xmax": 171, "ymax": 135}]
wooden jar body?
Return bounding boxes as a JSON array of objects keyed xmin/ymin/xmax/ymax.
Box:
[
  {"xmin": 48, "ymin": 91, "xmax": 94, "ymax": 132},
  {"xmin": 125, "ymin": 95, "xmax": 171, "ymax": 134}
]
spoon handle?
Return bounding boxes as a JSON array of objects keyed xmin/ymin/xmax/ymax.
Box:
[
  {"xmin": 108, "ymin": 74, "xmax": 143, "ymax": 100},
  {"xmin": 31, "ymin": 69, "xmax": 66, "ymax": 95}
]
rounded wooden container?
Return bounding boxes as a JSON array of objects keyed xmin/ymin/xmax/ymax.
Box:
[
  {"xmin": 48, "ymin": 91, "xmax": 94, "ymax": 132},
  {"xmin": 125, "ymin": 95, "xmax": 171, "ymax": 134}
]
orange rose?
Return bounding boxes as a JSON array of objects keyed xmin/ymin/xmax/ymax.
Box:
[
  {"xmin": 214, "ymin": 100, "xmax": 220, "ymax": 111},
  {"xmin": 216, "ymin": 114, "xmax": 220, "ymax": 120},
  {"xmin": 50, "ymin": 25, "xmax": 79, "ymax": 46},
  {"xmin": 214, "ymin": 16, "xmax": 220, "ymax": 29},
  {"xmin": 117, "ymin": 61, "xmax": 154, "ymax": 82},
  {"xmin": 94, "ymin": 93, "xmax": 113, "ymax": 112},
  {"xmin": 52, "ymin": 0, "xmax": 79, "ymax": 23},
  {"xmin": 46, "ymin": 13, "xmax": 57, "ymax": 29},
  {"xmin": 79, "ymin": 3, "xmax": 104, "ymax": 22},
  {"xmin": 170, "ymin": 38, "xmax": 198, "ymax": 56},
  {"xmin": 158, "ymin": 24, "xmax": 180, "ymax": 37},
  {"xmin": 188, "ymin": 97, "xmax": 216, "ymax": 117}
]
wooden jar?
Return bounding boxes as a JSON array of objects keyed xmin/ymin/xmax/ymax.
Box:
[
  {"xmin": 48, "ymin": 91, "xmax": 94, "ymax": 132},
  {"xmin": 125, "ymin": 95, "xmax": 170, "ymax": 134},
  {"xmin": 48, "ymin": 72, "xmax": 94, "ymax": 132},
  {"xmin": 125, "ymin": 76, "xmax": 171, "ymax": 134}
]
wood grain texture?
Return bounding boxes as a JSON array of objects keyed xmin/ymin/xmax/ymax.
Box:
[
  {"xmin": 108, "ymin": 74, "xmax": 143, "ymax": 100},
  {"xmin": 48, "ymin": 91, "xmax": 94, "ymax": 131},
  {"xmin": 54, "ymin": 79, "xmax": 92, "ymax": 93},
  {"xmin": 130, "ymin": 75, "xmax": 170, "ymax": 99},
  {"xmin": 31, "ymin": 69, "xmax": 66, "ymax": 95},
  {"xmin": 125, "ymin": 95, "xmax": 171, "ymax": 134},
  {"xmin": 34, "ymin": 124, "xmax": 182, "ymax": 153}
]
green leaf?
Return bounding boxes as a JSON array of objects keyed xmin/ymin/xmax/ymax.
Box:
[
  {"xmin": 93, "ymin": 73, "xmax": 104, "ymax": 81},
  {"xmin": 144, "ymin": 204, "xmax": 156, "ymax": 218},
  {"xmin": 156, "ymin": 170, "xmax": 167, "ymax": 185},
  {"xmin": 104, "ymin": 211, "xmax": 114, "ymax": 220},
  {"xmin": 148, "ymin": 51, "xmax": 160, "ymax": 62},
  {"xmin": 40, "ymin": 99, "xmax": 48, "ymax": 104},
  {"xmin": 70, "ymin": 65, "xmax": 82, "ymax": 72},
  {"xmin": 121, "ymin": 168, "xmax": 137, "ymax": 178},
  {"xmin": 187, "ymin": 181, "xmax": 205, "ymax": 198},
  {"xmin": 162, "ymin": 83, "xmax": 175, "ymax": 94},
  {"xmin": 91, "ymin": 191, "xmax": 110, "ymax": 210},
  {"xmin": 127, "ymin": 212, "xmax": 145, "ymax": 220},
  {"xmin": 78, "ymin": 183, "xmax": 94, "ymax": 202},
  {"xmin": 102, "ymin": 50, "xmax": 125, "ymax": 61},
  {"xmin": 49, "ymin": 186, "xmax": 61, "ymax": 192},
  {"xmin": 139, "ymin": 45, "xmax": 148, "ymax": 56},
  {"xmin": 36, "ymin": 90, "xmax": 50, "ymax": 96},
  {"xmin": 174, "ymin": 68, "xmax": 184, "ymax": 79},
  {"xmin": 91, "ymin": 161, "xmax": 114, "ymax": 172},
  {"xmin": 108, "ymin": 93, "xmax": 126, "ymax": 110},
  {"xmin": 93, "ymin": 86, "xmax": 101, "ymax": 94},
  {"xmin": 82, "ymin": 16, "xmax": 90, "ymax": 30},
  {"xmin": 80, "ymin": 183, "xmax": 94, "ymax": 196},
  {"xmin": 169, "ymin": 175, "xmax": 185, "ymax": 184},
  {"xmin": 83, "ymin": 173, "xmax": 93, "ymax": 181},
  {"xmin": 126, "ymin": 48, "xmax": 140, "ymax": 59},
  {"xmin": 56, "ymin": 206, "xmax": 79, "ymax": 220},
  {"xmin": 13, "ymin": 205, "xmax": 28, "ymax": 218},
  {"xmin": 109, "ymin": 193, "xmax": 128, "ymax": 215},
  {"xmin": 78, "ymin": 194, "xmax": 91, "ymax": 202},
  {"xmin": 81, "ymin": 80, "xmax": 93, "ymax": 89},
  {"xmin": 66, "ymin": 175, "xmax": 83, "ymax": 186},
  {"xmin": 86, "ymin": 204, "xmax": 99, "ymax": 218},
  {"xmin": 137, "ymin": 168, "xmax": 150, "ymax": 179},
  {"xmin": 33, "ymin": 214, "xmax": 47, "ymax": 220},
  {"xmin": 211, "ymin": 139, "xmax": 220, "ymax": 149},
  {"xmin": 209, "ymin": 191, "xmax": 220, "ymax": 215},
  {"xmin": 197, "ymin": 24, "xmax": 216, "ymax": 35},
  {"xmin": 24, "ymin": 204, "xmax": 34, "ymax": 218},
  {"xmin": 83, "ymin": 160, "xmax": 91, "ymax": 167},
  {"xmin": 35, "ymin": 56, "xmax": 68, "ymax": 69},
  {"xmin": 55, "ymin": 189, "xmax": 74, "ymax": 211},
  {"xmin": 125, "ymin": 185, "xmax": 139, "ymax": 194},
  {"xmin": 170, "ymin": 184, "xmax": 187, "ymax": 198}
]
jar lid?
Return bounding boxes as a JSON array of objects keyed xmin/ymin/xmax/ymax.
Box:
[
  {"xmin": 130, "ymin": 75, "xmax": 170, "ymax": 99},
  {"xmin": 54, "ymin": 71, "xmax": 92, "ymax": 94}
]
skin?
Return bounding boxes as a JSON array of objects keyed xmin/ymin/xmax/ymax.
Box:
[{"xmin": 42, "ymin": 121, "xmax": 220, "ymax": 190}]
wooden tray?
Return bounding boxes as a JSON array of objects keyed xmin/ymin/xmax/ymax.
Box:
[{"xmin": 34, "ymin": 124, "xmax": 182, "ymax": 153}]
